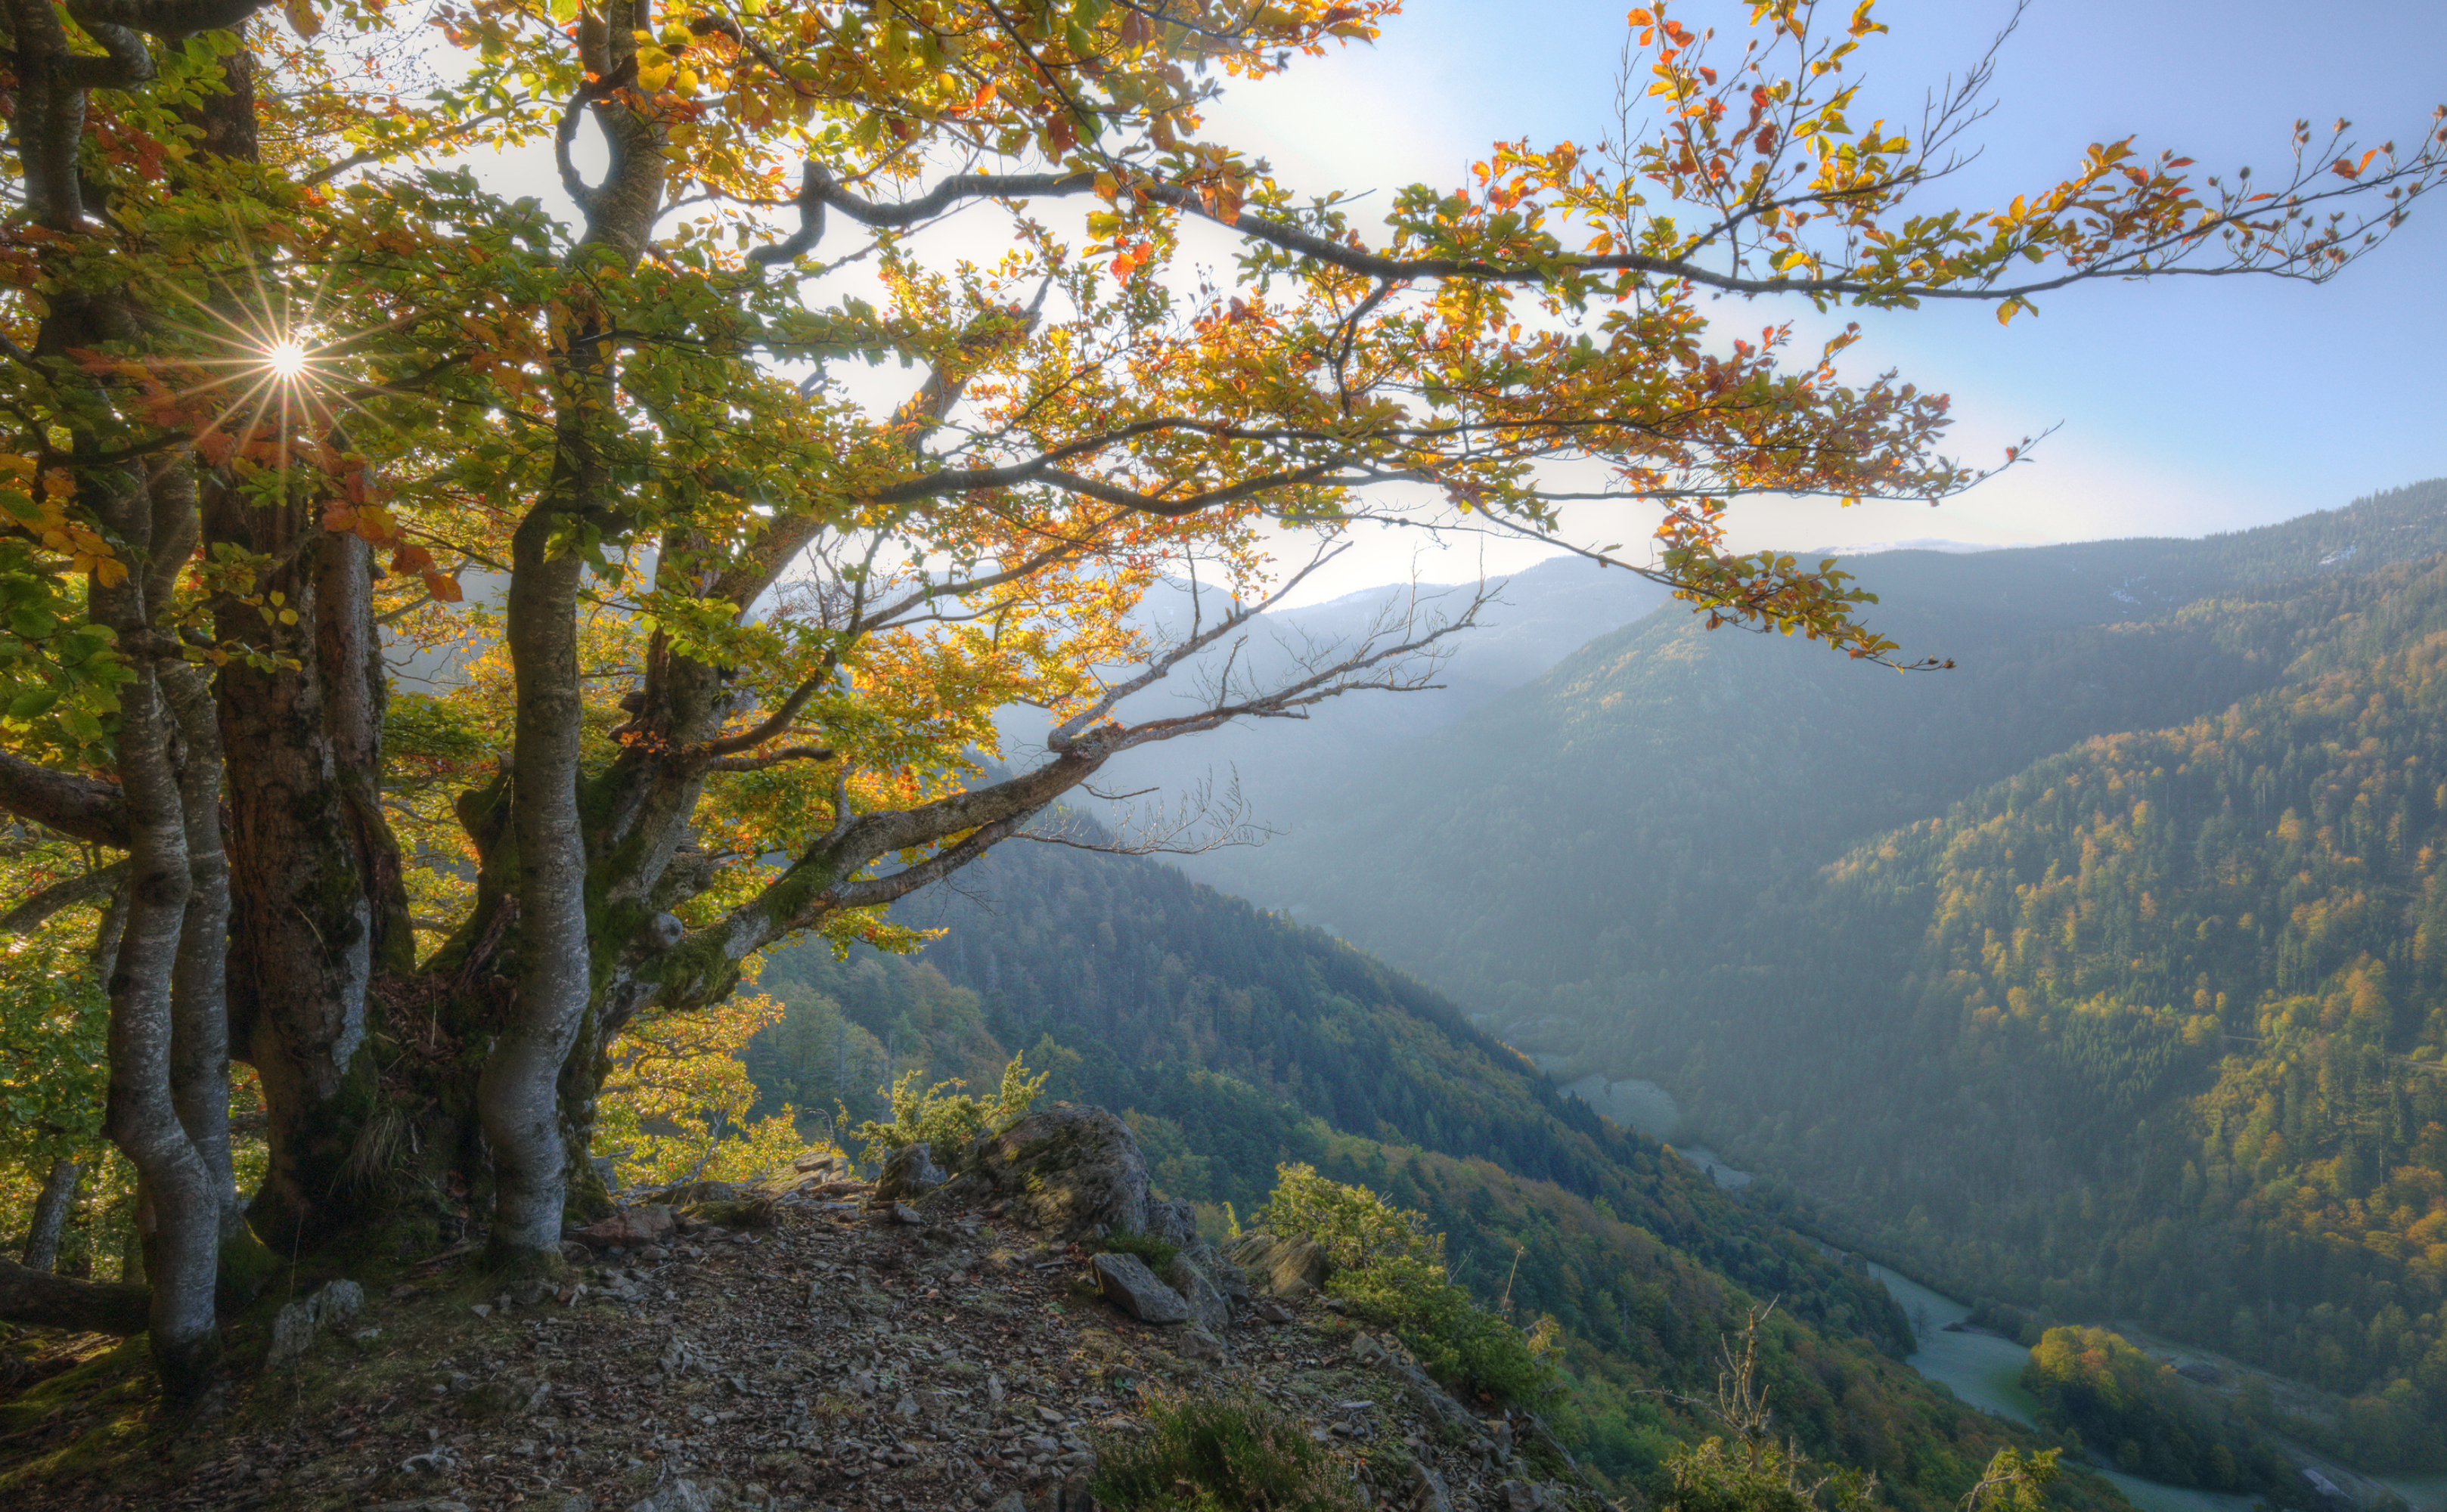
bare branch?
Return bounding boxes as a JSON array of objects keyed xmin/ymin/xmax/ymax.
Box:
[{"xmin": 0, "ymin": 857, "xmax": 130, "ymax": 935}]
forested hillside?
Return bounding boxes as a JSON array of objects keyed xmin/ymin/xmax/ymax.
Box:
[
  {"xmin": 1577, "ymin": 555, "xmax": 2447, "ymax": 1469},
  {"xmin": 737, "ymin": 844, "xmax": 2135, "ymax": 1510},
  {"xmin": 1186, "ymin": 480, "xmax": 2447, "ymax": 1029}
]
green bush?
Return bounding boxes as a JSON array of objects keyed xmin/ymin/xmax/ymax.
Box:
[
  {"xmin": 1261, "ymin": 1163, "xmax": 1559, "ymax": 1406},
  {"xmin": 1093, "ymin": 1227, "xmax": 1181, "ymax": 1273},
  {"xmin": 1090, "ymin": 1390, "xmax": 1363, "ymax": 1511},
  {"xmin": 846, "ymin": 1052, "xmax": 1047, "ymax": 1165}
]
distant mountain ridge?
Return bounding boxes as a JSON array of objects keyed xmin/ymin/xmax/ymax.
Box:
[{"xmin": 1179, "ymin": 479, "xmax": 2447, "ymax": 999}]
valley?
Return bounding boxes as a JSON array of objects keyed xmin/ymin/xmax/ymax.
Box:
[{"xmin": 789, "ymin": 481, "xmax": 2447, "ymax": 1506}]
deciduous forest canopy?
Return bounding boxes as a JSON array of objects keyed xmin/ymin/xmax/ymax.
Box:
[{"xmin": 0, "ymin": 0, "xmax": 2439, "ymax": 1404}]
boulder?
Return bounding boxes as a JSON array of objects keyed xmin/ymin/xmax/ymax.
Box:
[
  {"xmin": 792, "ymin": 1148, "xmax": 853, "ymax": 1179},
  {"xmin": 265, "ymin": 1298, "xmax": 319, "ymax": 1370},
  {"xmin": 1221, "ymin": 1231, "xmax": 1329, "ymax": 1297},
  {"xmin": 1091, "ymin": 1251, "xmax": 1192, "ymax": 1325},
  {"xmin": 265, "ymin": 1278, "xmax": 370, "ymax": 1369},
  {"xmin": 1173, "ymin": 1325, "xmax": 1225, "ymax": 1362},
  {"xmin": 1146, "ymin": 1196, "xmax": 1199, "ymax": 1250},
  {"xmin": 926, "ymin": 1102, "xmax": 1152, "ymax": 1241},
  {"xmin": 641, "ymin": 1179, "xmax": 742, "ymax": 1210},
  {"xmin": 1161, "ymin": 1250, "xmax": 1233, "ymax": 1333},
  {"xmin": 876, "ymin": 1142, "xmax": 945, "ymax": 1201},
  {"xmin": 572, "ymin": 1203, "xmax": 677, "ymax": 1248}
]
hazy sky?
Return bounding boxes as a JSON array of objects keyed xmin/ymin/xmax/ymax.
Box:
[{"xmin": 1195, "ymin": 0, "xmax": 2447, "ymax": 596}]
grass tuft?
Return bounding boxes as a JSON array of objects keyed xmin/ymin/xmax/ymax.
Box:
[{"xmin": 1090, "ymin": 1390, "xmax": 1363, "ymax": 1511}]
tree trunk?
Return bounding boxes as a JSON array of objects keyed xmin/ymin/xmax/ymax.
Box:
[
  {"xmin": 208, "ymin": 504, "xmax": 411, "ymax": 1248},
  {"xmin": 471, "ymin": 37, "xmax": 667, "ymax": 1264},
  {"xmin": 482, "ymin": 453, "xmax": 598, "ymax": 1264},
  {"xmin": 90, "ymin": 445, "xmax": 222, "ymax": 1396},
  {"xmin": 98, "ymin": 647, "xmax": 222, "ymax": 1397},
  {"xmin": 20, "ymin": 1158, "xmax": 82, "ymax": 1273}
]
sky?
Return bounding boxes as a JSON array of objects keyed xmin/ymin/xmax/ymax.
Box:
[
  {"xmin": 520, "ymin": 2, "xmax": 2447, "ymax": 606},
  {"xmin": 1183, "ymin": 0, "xmax": 2447, "ymax": 597}
]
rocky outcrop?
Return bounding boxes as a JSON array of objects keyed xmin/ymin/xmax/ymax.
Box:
[
  {"xmin": 1160, "ymin": 1253, "xmax": 1232, "ymax": 1334},
  {"xmin": 16, "ymin": 1107, "xmax": 1611, "ymax": 1512},
  {"xmin": 876, "ymin": 1142, "xmax": 946, "ymax": 1201},
  {"xmin": 924, "ymin": 1103, "xmax": 1153, "ymax": 1241},
  {"xmin": 1146, "ymin": 1196, "xmax": 1199, "ymax": 1251},
  {"xmin": 1221, "ymin": 1231, "xmax": 1331, "ymax": 1297},
  {"xmin": 1090, "ymin": 1252, "xmax": 1192, "ymax": 1325}
]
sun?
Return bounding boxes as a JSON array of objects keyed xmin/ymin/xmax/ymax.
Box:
[{"xmin": 263, "ymin": 338, "xmax": 310, "ymax": 379}]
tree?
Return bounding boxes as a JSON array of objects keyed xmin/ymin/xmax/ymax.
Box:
[{"xmin": 0, "ymin": 0, "xmax": 2436, "ymax": 1402}]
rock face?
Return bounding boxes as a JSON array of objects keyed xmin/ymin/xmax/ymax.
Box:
[
  {"xmin": 1222, "ymin": 1231, "xmax": 1331, "ymax": 1297},
  {"xmin": 792, "ymin": 1148, "xmax": 854, "ymax": 1179},
  {"xmin": 875, "ymin": 1142, "xmax": 945, "ymax": 1201},
  {"xmin": 1146, "ymin": 1196, "xmax": 1199, "ymax": 1250},
  {"xmin": 927, "ymin": 1102, "xmax": 1152, "ymax": 1241},
  {"xmin": 1091, "ymin": 1251, "xmax": 1192, "ymax": 1325}
]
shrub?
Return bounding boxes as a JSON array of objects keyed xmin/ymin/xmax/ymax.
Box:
[
  {"xmin": 1260, "ymin": 1163, "xmax": 1559, "ymax": 1406},
  {"xmin": 846, "ymin": 1052, "xmax": 1047, "ymax": 1165},
  {"xmin": 1658, "ymin": 1309, "xmax": 1884, "ymax": 1512},
  {"xmin": 1090, "ymin": 1390, "xmax": 1363, "ymax": 1511},
  {"xmin": 1261, "ymin": 1162, "xmax": 1443, "ymax": 1271},
  {"xmin": 1093, "ymin": 1227, "xmax": 1181, "ymax": 1274}
]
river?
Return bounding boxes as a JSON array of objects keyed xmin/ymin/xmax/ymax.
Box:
[{"xmin": 1544, "ymin": 1070, "xmax": 2445, "ymax": 1512}]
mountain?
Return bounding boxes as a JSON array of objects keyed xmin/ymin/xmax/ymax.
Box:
[
  {"xmin": 1001, "ymin": 554, "xmax": 1671, "ymax": 845},
  {"xmin": 1110, "ymin": 481, "xmax": 2447, "ymax": 1470},
  {"xmin": 1622, "ymin": 553, "xmax": 2447, "ymax": 1469},
  {"xmin": 1177, "ymin": 479, "xmax": 2447, "ymax": 1018}
]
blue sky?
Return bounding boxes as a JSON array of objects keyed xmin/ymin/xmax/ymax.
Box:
[{"xmin": 1199, "ymin": 0, "xmax": 2447, "ymax": 592}]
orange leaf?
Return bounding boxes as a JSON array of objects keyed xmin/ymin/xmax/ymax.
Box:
[
  {"xmin": 321, "ymin": 503, "xmax": 357, "ymax": 533},
  {"xmin": 423, "ymin": 571, "xmax": 464, "ymax": 604},
  {"xmin": 392, "ymin": 542, "xmax": 436, "ymax": 575}
]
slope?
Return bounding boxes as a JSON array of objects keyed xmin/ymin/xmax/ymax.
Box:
[
  {"xmin": 740, "ymin": 841, "xmax": 2132, "ymax": 1507},
  {"xmin": 1600, "ymin": 555, "xmax": 2447, "ymax": 1470}
]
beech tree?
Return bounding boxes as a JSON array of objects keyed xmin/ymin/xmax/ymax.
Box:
[{"xmin": 0, "ymin": 0, "xmax": 2438, "ymax": 1401}]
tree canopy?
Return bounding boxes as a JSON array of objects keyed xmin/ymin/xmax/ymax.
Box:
[{"xmin": 0, "ymin": 0, "xmax": 2439, "ymax": 1398}]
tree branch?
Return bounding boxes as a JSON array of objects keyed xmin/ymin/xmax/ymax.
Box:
[
  {"xmin": 0, "ymin": 857, "xmax": 129, "ymax": 935},
  {"xmin": 0, "ymin": 751, "xmax": 128, "ymax": 847}
]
